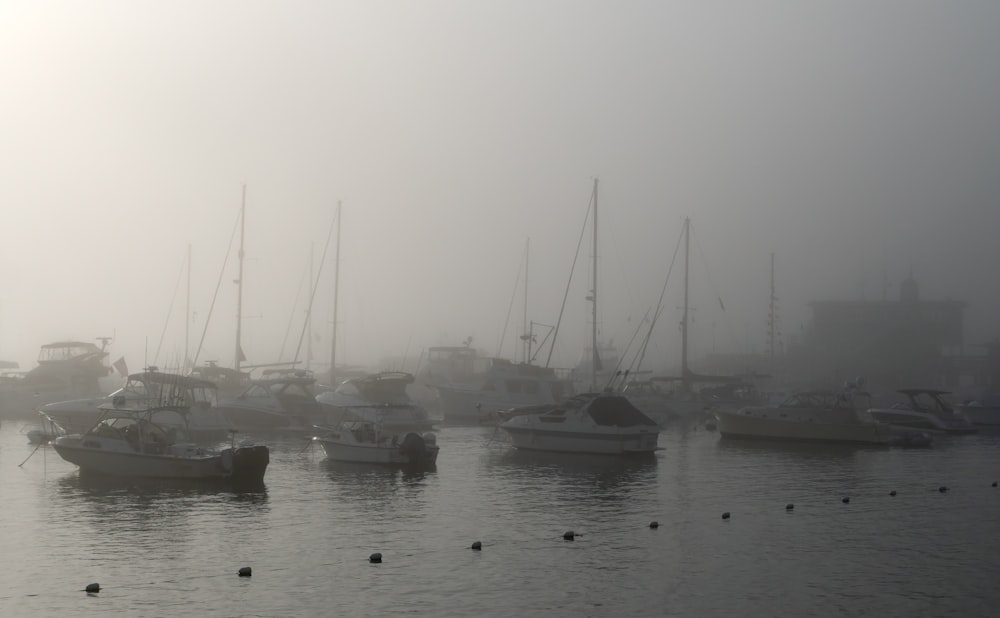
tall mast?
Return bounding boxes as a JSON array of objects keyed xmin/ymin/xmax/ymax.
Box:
[
  {"xmin": 768, "ymin": 252, "xmax": 776, "ymax": 362},
  {"xmin": 591, "ymin": 178, "xmax": 599, "ymax": 392},
  {"xmin": 681, "ymin": 217, "xmax": 690, "ymax": 392},
  {"xmin": 307, "ymin": 242, "xmax": 314, "ymax": 370},
  {"xmin": 185, "ymin": 243, "xmax": 191, "ymax": 373},
  {"xmin": 330, "ymin": 200, "xmax": 342, "ymax": 382},
  {"xmin": 522, "ymin": 237, "xmax": 530, "ymax": 363},
  {"xmin": 235, "ymin": 185, "xmax": 246, "ymax": 373}
]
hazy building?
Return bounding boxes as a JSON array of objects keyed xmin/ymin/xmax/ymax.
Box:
[{"xmin": 798, "ymin": 275, "xmax": 966, "ymax": 388}]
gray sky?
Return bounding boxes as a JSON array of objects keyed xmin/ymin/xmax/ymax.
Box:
[{"xmin": 2, "ymin": 1, "xmax": 998, "ymax": 376}]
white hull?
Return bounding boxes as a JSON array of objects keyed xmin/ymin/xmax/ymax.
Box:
[
  {"xmin": 499, "ymin": 393, "xmax": 660, "ymax": 455},
  {"xmin": 54, "ymin": 440, "xmax": 229, "ymax": 478},
  {"xmin": 44, "ymin": 399, "xmax": 232, "ymax": 440},
  {"xmin": 716, "ymin": 409, "xmax": 891, "ymax": 444}
]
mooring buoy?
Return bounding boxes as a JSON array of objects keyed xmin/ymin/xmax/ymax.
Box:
[
  {"xmin": 471, "ymin": 541, "xmax": 482, "ymax": 551},
  {"xmin": 563, "ymin": 531, "xmax": 575, "ymax": 541},
  {"xmin": 938, "ymin": 486, "xmax": 949, "ymax": 493},
  {"xmin": 369, "ymin": 552, "xmax": 382, "ymax": 563},
  {"xmin": 238, "ymin": 567, "xmax": 252, "ymax": 577},
  {"xmin": 785, "ymin": 504, "xmax": 794, "ymax": 511},
  {"xmin": 85, "ymin": 583, "xmax": 100, "ymax": 593},
  {"xmin": 721, "ymin": 512, "xmax": 731, "ymax": 520},
  {"xmin": 649, "ymin": 521, "xmax": 659, "ymax": 529},
  {"xmin": 889, "ymin": 490, "xmax": 897, "ymax": 497},
  {"xmin": 993, "ymin": 481, "xmax": 998, "ymax": 488},
  {"xmin": 842, "ymin": 497, "xmax": 850, "ymax": 504}
]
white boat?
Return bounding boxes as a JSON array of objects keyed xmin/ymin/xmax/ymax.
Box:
[
  {"xmin": 218, "ymin": 372, "xmax": 326, "ymax": 432},
  {"xmin": 316, "ymin": 421, "xmax": 439, "ymax": 466},
  {"xmin": 499, "ymin": 392, "xmax": 660, "ymax": 455},
  {"xmin": 51, "ymin": 406, "xmax": 269, "ymax": 486},
  {"xmin": 955, "ymin": 394, "xmax": 1000, "ymax": 426},
  {"xmin": 316, "ymin": 371, "xmax": 433, "ymax": 433},
  {"xmin": 41, "ymin": 369, "xmax": 231, "ymax": 440},
  {"xmin": 0, "ymin": 340, "xmax": 110, "ymax": 419},
  {"xmin": 716, "ymin": 388, "xmax": 902, "ymax": 444},
  {"xmin": 868, "ymin": 389, "xmax": 978, "ymax": 434}
]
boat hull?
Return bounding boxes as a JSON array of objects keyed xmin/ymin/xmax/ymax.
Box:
[
  {"xmin": 52, "ymin": 437, "xmax": 269, "ymax": 484},
  {"xmin": 318, "ymin": 435, "xmax": 439, "ymax": 466}
]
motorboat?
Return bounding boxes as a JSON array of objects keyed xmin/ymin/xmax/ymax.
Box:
[
  {"xmin": 619, "ymin": 378, "xmax": 712, "ymax": 427},
  {"xmin": 868, "ymin": 389, "xmax": 978, "ymax": 434},
  {"xmin": 316, "ymin": 371, "xmax": 433, "ymax": 433},
  {"xmin": 51, "ymin": 406, "xmax": 269, "ymax": 486},
  {"xmin": 315, "ymin": 421, "xmax": 439, "ymax": 467},
  {"xmin": 499, "ymin": 392, "xmax": 660, "ymax": 455},
  {"xmin": 433, "ymin": 358, "xmax": 576, "ymax": 424},
  {"xmin": 955, "ymin": 394, "xmax": 1000, "ymax": 427},
  {"xmin": 715, "ymin": 387, "xmax": 908, "ymax": 444},
  {"xmin": 40, "ymin": 369, "xmax": 231, "ymax": 440},
  {"xmin": 0, "ymin": 340, "xmax": 110, "ymax": 419},
  {"xmin": 218, "ymin": 372, "xmax": 325, "ymax": 432}
]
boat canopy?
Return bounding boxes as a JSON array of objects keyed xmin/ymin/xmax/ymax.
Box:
[{"xmin": 583, "ymin": 394, "xmax": 658, "ymax": 427}]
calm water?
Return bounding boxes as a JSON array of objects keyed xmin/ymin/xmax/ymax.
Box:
[{"xmin": 1, "ymin": 418, "xmax": 999, "ymax": 617}]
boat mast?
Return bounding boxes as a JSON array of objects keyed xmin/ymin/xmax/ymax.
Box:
[
  {"xmin": 591, "ymin": 178, "xmax": 599, "ymax": 392},
  {"xmin": 330, "ymin": 200, "xmax": 342, "ymax": 383},
  {"xmin": 768, "ymin": 252, "xmax": 776, "ymax": 362},
  {"xmin": 185, "ymin": 243, "xmax": 191, "ymax": 373},
  {"xmin": 681, "ymin": 217, "xmax": 690, "ymax": 393},
  {"xmin": 523, "ymin": 237, "xmax": 530, "ymax": 363},
  {"xmin": 235, "ymin": 185, "xmax": 246, "ymax": 373},
  {"xmin": 307, "ymin": 243, "xmax": 314, "ymax": 371}
]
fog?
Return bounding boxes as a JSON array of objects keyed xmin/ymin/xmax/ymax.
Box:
[{"xmin": 2, "ymin": 1, "xmax": 998, "ymax": 378}]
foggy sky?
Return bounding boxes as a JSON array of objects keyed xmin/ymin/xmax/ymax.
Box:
[{"xmin": 2, "ymin": 1, "xmax": 999, "ymax": 377}]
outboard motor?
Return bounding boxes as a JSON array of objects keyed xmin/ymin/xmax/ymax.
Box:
[{"xmin": 399, "ymin": 432, "xmax": 428, "ymax": 463}]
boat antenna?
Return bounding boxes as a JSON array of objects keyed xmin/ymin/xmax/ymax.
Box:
[
  {"xmin": 152, "ymin": 248, "xmax": 189, "ymax": 367},
  {"xmin": 497, "ymin": 240, "xmax": 526, "ymax": 359}
]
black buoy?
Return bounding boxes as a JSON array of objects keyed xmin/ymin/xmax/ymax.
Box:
[
  {"xmin": 471, "ymin": 541, "xmax": 482, "ymax": 551},
  {"xmin": 85, "ymin": 583, "xmax": 100, "ymax": 593},
  {"xmin": 369, "ymin": 552, "xmax": 382, "ymax": 563},
  {"xmin": 238, "ymin": 567, "xmax": 252, "ymax": 577},
  {"xmin": 993, "ymin": 481, "xmax": 998, "ymax": 488},
  {"xmin": 563, "ymin": 531, "xmax": 575, "ymax": 541},
  {"xmin": 889, "ymin": 490, "xmax": 897, "ymax": 497},
  {"xmin": 649, "ymin": 521, "xmax": 659, "ymax": 529},
  {"xmin": 785, "ymin": 503, "xmax": 794, "ymax": 511},
  {"xmin": 842, "ymin": 497, "xmax": 850, "ymax": 504},
  {"xmin": 939, "ymin": 486, "xmax": 949, "ymax": 493},
  {"xmin": 721, "ymin": 512, "xmax": 731, "ymax": 520}
]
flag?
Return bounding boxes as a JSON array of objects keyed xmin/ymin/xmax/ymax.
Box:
[{"xmin": 113, "ymin": 356, "xmax": 129, "ymax": 377}]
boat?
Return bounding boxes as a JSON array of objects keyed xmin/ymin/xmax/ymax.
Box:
[
  {"xmin": 315, "ymin": 420, "xmax": 439, "ymax": 467},
  {"xmin": 218, "ymin": 371, "xmax": 326, "ymax": 432},
  {"xmin": 433, "ymin": 357, "xmax": 576, "ymax": 424},
  {"xmin": 868, "ymin": 389, "xmax": 978, "ymax": 434},
  {"xmin": 0, "ymin": 340, "xmax": 110, "ymax": 419},
  {"xmin": 955, "ymin": 394, "xmax": 1000, "ymax": 427},
  {"xmin": 51, "ymin": 406, "xmax": 269, "ymax": 486},
  {"xmin": 316, "ymin": 371, "xmax": 433, "ymax": 433},
  {"xmin": 499, "ymin": 392, "xmax": 660, "ymax": 455},
  {"xmin": 40, "ymin": 369, "xmax": 231, "ymax": 440},
  {"xmin": 715, "ymin": 382, "xmax": 916, "ymax": 444}
]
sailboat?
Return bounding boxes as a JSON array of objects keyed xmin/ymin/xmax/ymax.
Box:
[
  {"xmin": 499, "ymin": 180, "xmax": 660, "ymax": 454},
  {"xmin": 619, "ymin": 218, "xmax": 753, "ymax": 427},
  {"xmin": 432, "ymin": 238, "xmax": 577, "ymax": 424}
]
